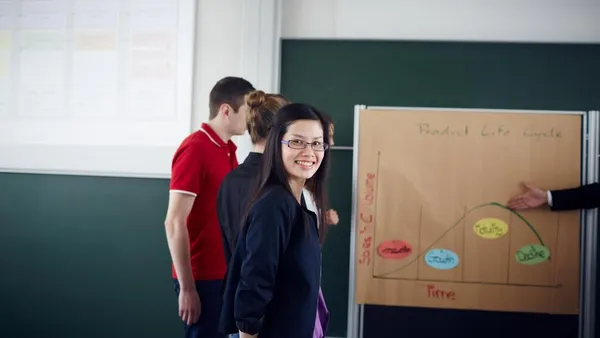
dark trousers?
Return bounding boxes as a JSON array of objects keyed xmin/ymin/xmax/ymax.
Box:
[{"xmin": 174, "ymin": 279, "xmax": 228, "ymax": 338}]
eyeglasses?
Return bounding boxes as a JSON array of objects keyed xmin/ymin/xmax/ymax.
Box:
[{"xmin": 281, "ymin": 139, "xmax": 329, "ymax": 151}]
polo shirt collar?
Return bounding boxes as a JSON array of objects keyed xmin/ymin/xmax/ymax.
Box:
[{"xmin": 199, "ymin": 123, "xmax": 237, "ymax": 152}]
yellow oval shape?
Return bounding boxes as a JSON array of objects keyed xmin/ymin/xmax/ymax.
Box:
[{"xmin": 473, "ymin": 218, "xmax": 508, "ymax": 239}]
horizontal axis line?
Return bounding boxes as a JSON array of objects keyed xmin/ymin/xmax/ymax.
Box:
[{"xmin": 372, "ymin": 276, "xmax": 562, "ymax": 289}]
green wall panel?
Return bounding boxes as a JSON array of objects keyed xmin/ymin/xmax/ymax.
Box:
[{"xmin": 280, "ymin": 39, "xmax": 600, "ymax": 337}]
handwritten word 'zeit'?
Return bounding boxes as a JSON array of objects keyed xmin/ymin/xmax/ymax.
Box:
[
  {"xmin": 426, "ymin": 284, "xmax": 456, "ymax": 300},
  {"xmin": 358, "ymin": 173, "xmax": 376, "ymax": 265},
  {"xmin": 417, "ymin": 123, "xmax": 562, "ymax": 140}
]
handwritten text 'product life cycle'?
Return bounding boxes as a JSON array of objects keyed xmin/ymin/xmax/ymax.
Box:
[{"xmin": 417, "ymin": 122, "xmax": 562, "ymax": 141}]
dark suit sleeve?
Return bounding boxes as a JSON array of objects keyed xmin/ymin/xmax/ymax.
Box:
[
  {"xmin": 234, "ymin": 193, "xmax": 295, "ymax": 334},
  {"xmin": 550, "ymin": 183, "xmax": 600, "ymax": 211}
]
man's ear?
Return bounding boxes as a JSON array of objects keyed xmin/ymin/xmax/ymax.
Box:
[{"xmin": 219, "ymin": 103, "xmax": 232, "ymax": 117}]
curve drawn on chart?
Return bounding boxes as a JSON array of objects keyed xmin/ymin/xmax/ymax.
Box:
[{"xmin": 375, "ymin": 201, "xmax": 546, "ymax": 278}]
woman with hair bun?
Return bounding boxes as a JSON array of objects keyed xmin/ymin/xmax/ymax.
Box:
[
  {"xmin": 217, "ymin": 90, "xmax": 289, "ymax": 264},
  {"xmin": 217, "ymin": 91, "xmax": 289, "ymax": 338}
]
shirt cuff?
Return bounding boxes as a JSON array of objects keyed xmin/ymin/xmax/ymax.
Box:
[
  {"xmin": 547, "ymin": 190, "xmax": 553, "ymax": 207},
  {"xmin": 236, "ymin": 317, "xmax": 264, "ymax": 336}
]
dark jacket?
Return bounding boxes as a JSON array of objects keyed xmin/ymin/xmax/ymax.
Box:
[
  {"xmin": 216, "ymin": 152, "xmax": 263, "ymax": 264},
  {"xmin": 219, "ymin": 185, "xmax": 322, "ymax": 338},
  {"xmin": 550, "ymin": 183, "xmax": 600, "ymax": 211}
]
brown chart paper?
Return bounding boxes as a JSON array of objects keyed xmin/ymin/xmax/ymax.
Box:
[{"xmin": 354, "ymin": 108, "xmax": 581, "ymax": 314}]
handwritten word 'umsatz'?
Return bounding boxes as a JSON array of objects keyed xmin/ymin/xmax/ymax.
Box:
[{"xmin": 426, "ymin": 284, "xmax": 456, "ymax": 300}]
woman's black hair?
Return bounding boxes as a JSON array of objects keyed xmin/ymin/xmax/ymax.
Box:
[{"xmin": 243, "ymin": 102, "xmax": 332, "ymax": 244}]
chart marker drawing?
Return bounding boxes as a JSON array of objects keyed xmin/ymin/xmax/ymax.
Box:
[
  {"xmin": 374, "ymin": 201, "xmax": 550, "ymax": 279},
  {"xmin": 353, "ymin": 107, "xmax": 581, "ymax": 315},
  {"xmin": 473, "ymin": 217, "xmax": 508, "ymax": 239}
]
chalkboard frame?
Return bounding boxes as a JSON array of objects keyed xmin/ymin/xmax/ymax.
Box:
[{"xmin": 346, "ymin": 105, "xmax": 599, "ymax": 338}]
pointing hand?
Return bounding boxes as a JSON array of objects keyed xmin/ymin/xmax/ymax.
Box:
[{"xmin": 506, "ymin": 183, "xmax": 548, "ymax": 210}]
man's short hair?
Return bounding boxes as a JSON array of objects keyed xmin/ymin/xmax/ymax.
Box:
[{"xmin": 208, "ymin": 77, "xmax": 255, "ymax": 120}]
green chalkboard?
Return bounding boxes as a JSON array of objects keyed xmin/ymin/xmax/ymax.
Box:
[
  {"xmin": 0, "ymin": 173, "xmax": 180, "ymax": 338},
  {"xmin": 280, "ymin": 39, "xmax": 600, "ymax": 337}
]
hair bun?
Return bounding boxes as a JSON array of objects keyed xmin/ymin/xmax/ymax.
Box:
[{"xmin": 246, "ymin": 90, "xmax": 267, "ymax": 109}]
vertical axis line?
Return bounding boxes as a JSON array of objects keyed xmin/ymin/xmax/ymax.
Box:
[
  {"xmin": 506, "ymin": 210, "xmax": 512, "ymax": 284},
  {"xmin": 371, "ymin": 151, "xmax": 382, "ymax": 278},
  {"xmin": 416, "ymin": 205, "xmax": 423, "ymax": 280},
  {"xmin": 461, "ymin": 205, "xmax": 466, "ymax": 282},
  {"xmin": 552, "ymin": 213, "xmax": 561, "ymax": 286}
]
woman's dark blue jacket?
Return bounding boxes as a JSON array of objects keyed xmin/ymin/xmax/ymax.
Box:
[{"xmin": 219, "ymin": 185, "xmax": 322, "ymax": 338}]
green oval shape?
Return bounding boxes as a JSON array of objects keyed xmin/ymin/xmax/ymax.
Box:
[{"xmin": 515, "ymin": 244, "xmax": 550, "ymax": 265}]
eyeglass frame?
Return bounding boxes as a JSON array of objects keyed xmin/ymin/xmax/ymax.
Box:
[{"xmin": 281, "ymin": 139, "xmax": 330, "ymax": 151}]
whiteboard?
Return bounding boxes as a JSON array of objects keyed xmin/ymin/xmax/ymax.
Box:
[{"xmin": 0, "ymin": 0, "xmax": 195, "ymax": 178}]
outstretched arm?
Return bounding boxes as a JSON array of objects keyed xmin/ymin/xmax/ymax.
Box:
[
  {"xmin": 550, "ymin": 183, "xmax": 600, "ymax": 211},
  {"xmin": 507, "ymin": 182, "xmax": 600, "ymax": 212}
]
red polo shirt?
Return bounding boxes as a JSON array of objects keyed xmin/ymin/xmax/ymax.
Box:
[{"xmin": 169, "ymin": 123, "xmax": 238, "ymax": 280}]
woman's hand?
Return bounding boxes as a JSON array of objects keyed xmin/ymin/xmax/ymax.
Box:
[
  {"xmin": 239, "ymin": 331, "xmax": 258, "ymax": 338},
  {"xmin": 325, "ymin": 209, "xmax": 339, "ymax": 225}
]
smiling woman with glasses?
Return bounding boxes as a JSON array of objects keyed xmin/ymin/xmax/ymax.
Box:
[{"xmin": 219, "ymin": 103, "xmax": 332, "ymax": 338}]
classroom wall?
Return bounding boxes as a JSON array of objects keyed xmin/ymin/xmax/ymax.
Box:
[
  {"xmin": 281, "ymin": 0, "xmax": 600, "ymax": 42},
  {"xmin": 216, "ymin": 0, "xmax": 600, "ymax": 159},
  {"xmin": 0, "ymin": 1, "xmax": 281, "ymax": 338},
  {"xmin": 194, "ymin": 0, "xmax": 280, "ymax": 163},
  {"xmin": 193, "ymin": 0, "xmax": 247, "ymax": 160},
  {"xmin": 3, "ymin": 1, "xmax": 597, "ymax": 175},
  {"xmin": 2, "ymin": 1, "xmax": 598, "ymax": 338},
  {"xmin": 223, "ymin": 0, "xmax": 600, "ymax": 162}
]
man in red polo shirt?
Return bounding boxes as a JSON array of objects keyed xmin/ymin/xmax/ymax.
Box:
[{"xmin": 164, "ymin": 76, "xmax": 255, "ymax": 338}]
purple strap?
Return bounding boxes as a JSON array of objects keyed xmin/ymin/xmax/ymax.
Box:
[{"xmin": 313, "ymin": 287, "xmax": 330, "ymax": 338}]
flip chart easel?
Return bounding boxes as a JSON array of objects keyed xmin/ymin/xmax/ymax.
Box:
[{"xmin": 346, "ymin": 105, "xmax": 599, "ymax": 338}]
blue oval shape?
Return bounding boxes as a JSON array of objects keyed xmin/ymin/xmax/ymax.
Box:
[{"xmin": 424, "ymin": 248, "xmax": 460, "ymax": 270}]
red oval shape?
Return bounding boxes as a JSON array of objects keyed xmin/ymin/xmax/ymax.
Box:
[{"xmin": 377, "ymin": 240, "xmax": 413, "ymax": 259}]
